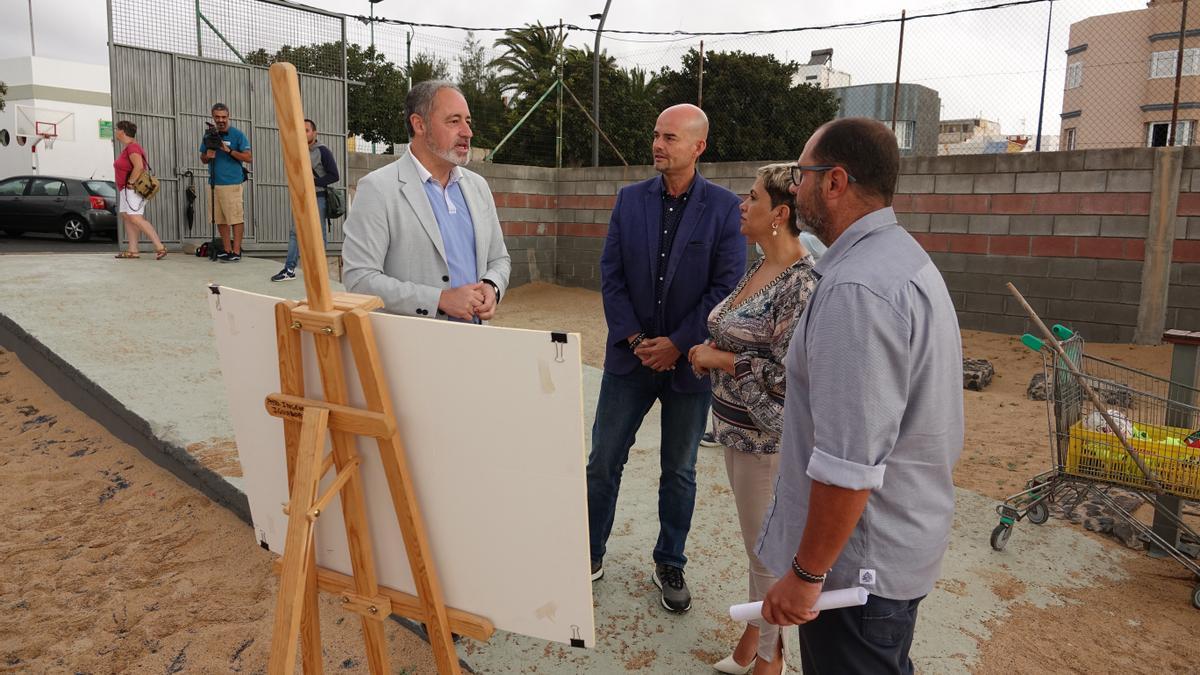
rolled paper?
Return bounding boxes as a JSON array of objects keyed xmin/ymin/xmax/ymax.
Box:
[{"xmin": 729, "ymin": 586, "xmax": 870, "ymax": 622}]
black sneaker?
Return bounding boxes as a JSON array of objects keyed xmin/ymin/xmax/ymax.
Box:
[
  {"xmin": 271, "ymin": 268, "xmax": 296, "ymax": 282},
  {"xmin": 590, "ymin": 559, "xmax": 604, "ymax": 582},
  {"xmin": 227, "ymin": 252, "xmax": 242, "ymax": 262},
  {"xmin": 216, "ymin": 252, "xmax": 232, "ymax": 262},
  {"xmin": 653, "ymin": 563, "xmax": 691, "ymax": 613},
  {"xmin": 699, "ymin": 432, "xmax": 719, "ymax": 447}
]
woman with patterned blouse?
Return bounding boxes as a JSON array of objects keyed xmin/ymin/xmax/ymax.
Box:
[{"xmin": 688, "ymin": 163, "xmax": 817, "ymax": 675}]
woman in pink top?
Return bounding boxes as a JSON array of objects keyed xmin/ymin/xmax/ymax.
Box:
[{"xmin": 113, "ymin": 120, "xmax": 166, "ymax": 259}]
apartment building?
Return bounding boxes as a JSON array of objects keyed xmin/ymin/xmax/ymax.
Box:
[{"xmin": 1061, "ymin": 0, "xmax": 1200, "ymax": 149}]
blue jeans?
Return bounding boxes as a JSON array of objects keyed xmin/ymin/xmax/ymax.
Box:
[
  {"xmin": 284, "ymin": 193, "xmax": 329, "ymax": 271},
  {"xmin": 587, "ymin": 368, "xmax": 711, "ymax": 569},
  {"xmin": 797, "ymin": 595, "xmax": 924, "ymax": 675}
]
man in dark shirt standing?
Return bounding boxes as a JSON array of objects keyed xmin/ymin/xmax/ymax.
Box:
[
  {"xmin": 272, "ymin": 118, "xmax": 340, "ymax": 282},
  {"xmin": 587, "ymin": 104, "xmax": 746, "ymax": 613}
]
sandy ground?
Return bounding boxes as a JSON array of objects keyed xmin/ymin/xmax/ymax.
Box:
[
  {"xmin": 2, "ymin": 280, "xmax": 1197, "ymax": 674},
  {"xmin": 0, "ymin": 348, "xmax": 435, "ymax": 674}
]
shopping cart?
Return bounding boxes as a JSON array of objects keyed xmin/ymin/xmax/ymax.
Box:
[{"xmin": 990, "ymin": 284, "xmax": 1200, "ymax": 610}]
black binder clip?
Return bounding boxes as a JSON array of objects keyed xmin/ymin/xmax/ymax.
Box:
[{"xmin": 569, "ymin": 624, "xmax": 585, "ymax": 648}]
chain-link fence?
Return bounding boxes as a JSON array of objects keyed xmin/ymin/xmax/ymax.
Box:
[{"xmin": 113, "ymin": 0, "xmax": 1197, "ymax": 167}]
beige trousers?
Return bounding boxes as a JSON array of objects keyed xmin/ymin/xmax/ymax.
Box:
[{"xmin": 724, "ymin": 446, "xmax": 782, "ymax": 662}]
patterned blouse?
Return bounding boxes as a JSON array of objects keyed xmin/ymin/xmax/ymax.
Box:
[{"xmin": 707, "ymin": 256, "xmax": 817, "ymax": 455}]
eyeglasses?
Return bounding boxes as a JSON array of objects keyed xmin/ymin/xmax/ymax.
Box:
[{"xmin": 790, "ymin": 164, "xmax": 857, "ymax": 186}]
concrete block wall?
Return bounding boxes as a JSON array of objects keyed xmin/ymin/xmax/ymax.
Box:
[
  {"xmin": 893, "ymin": 148, "xmax": 1200, "ymax": 341},
  {"xmin": 348, "ymin": 148, "xmax": 1200, "ymax": 343}
]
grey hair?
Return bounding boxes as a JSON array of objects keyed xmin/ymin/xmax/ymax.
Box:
[
  {"xmin": 211, "ymin": 102, "xmax": 229, "ymax": 113},
  {"xmin": 404, "ymin": 80, "xmax": 463, "ymax": 137}
]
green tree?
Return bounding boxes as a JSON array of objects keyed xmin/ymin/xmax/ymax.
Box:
[
  {"xmin": 457, "ymin": 32, "xmax": 507, "ymax": 150},
  {"xmin": 656, "ymin": 49, "xmax": 838, "ymax": 162},
  {"xmin": 244, "ymin": 42, "xmax": 343, "ymax": 77},
  {"xmin": 559, "ymin": 48, "xmax": 659, "ymax": 166},
  {"xmin": 408, "ymin": 52, "xmax": 450, "ymax": 84},
  {"xmin": 246, "ymin": 42, "xmax": 407, "ymax": 147},
  {"xmin": 350, "ymin": 45, "xmax": 409, "ymax": 147},
  {"xmin": 487, "ymin": 24, "xmax": 658, "ymax": 167},
  {"xmin": 491, "ymin": 22, "xmax": 565, "ymax": 105}
]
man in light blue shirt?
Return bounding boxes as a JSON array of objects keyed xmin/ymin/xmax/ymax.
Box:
[
  {"xmin": 342, "ymin": 81, "xmax": 510, "ymax": 321},
  {"xmin": 758, "ymin": 118, "xmax": 963, "ymax": 674}
]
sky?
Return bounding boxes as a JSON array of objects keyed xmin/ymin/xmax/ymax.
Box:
[{"xmin": 1, "ymin": 0, "xmax": 1147, "ymax": 138}]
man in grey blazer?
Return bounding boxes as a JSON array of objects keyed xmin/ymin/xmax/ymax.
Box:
[{"xmin": 342, "ymin": 80, "xmax": 510, "ymax": 321}]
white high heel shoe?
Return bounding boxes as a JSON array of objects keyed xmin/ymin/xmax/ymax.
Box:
[{"xmin": 712, "ymin": 653, "xmax": 756, "ymax": 675}]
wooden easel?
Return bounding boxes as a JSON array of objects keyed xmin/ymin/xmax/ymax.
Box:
[{"xmin": 262, "ymin": 62, "xmax": 493, "ymax": 674}]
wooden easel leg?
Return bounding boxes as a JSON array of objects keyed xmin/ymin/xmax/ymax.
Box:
[
  {"xmin": 275, "ymin": 302, "xmax": 324, "ymax": 674},
  {"xmin": 275, "ymin": 302, "xmax": 305, "ymax": 485},
  {"xmin": 344, "ymin": 309, "xmax": 461, "ymax": 675},
  {"xmin": 311, "ymin": 334, "xmax": 391, "ymax": 674},
  {"xmin": 269, "ymin": 407, "xmax": 329, "ymax": 675},
  {"xmin": 299, "ymin": 545, "xmax": 323, "ymax": 674}
]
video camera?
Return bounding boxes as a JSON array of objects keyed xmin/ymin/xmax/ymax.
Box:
[{"xmin": 203, "ymin": 122, "xmax": 225, "ymax": 151}]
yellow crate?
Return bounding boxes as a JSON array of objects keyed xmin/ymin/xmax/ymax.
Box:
[{"xmin": 1065, "ymin": 419, "xmax": 1200, "ymax": 500}]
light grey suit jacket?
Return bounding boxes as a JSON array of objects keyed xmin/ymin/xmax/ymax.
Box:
[{"xmin": 342, "ymin": 151, "xmax": 511, "ymax": 319}]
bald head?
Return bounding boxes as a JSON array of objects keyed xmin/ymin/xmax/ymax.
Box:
[{"xmin": 653, "ymin": 104, "xmax": 709, "ymax": 178}]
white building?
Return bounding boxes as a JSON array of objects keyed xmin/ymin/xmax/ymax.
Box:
[
  {"xmin": 0, "ymin": 56, "xmax": 114, "ymax": 181},
  {"xmin": 793, "ymin": 49, "xmax": 852, "ymax": 89}
]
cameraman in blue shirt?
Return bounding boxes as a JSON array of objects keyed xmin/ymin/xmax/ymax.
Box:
[{"xmin": 199, "ymin": 102, "xmax": 252, "ymax": 262}]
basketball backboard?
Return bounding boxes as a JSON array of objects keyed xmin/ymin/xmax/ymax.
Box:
[{"xmin": 15, "ymin": 106, "xmax": 76, "ymax": 142}]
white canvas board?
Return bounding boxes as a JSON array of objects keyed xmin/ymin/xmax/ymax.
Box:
[{"xmin": 207, "ymin": 286, "xmax": 594, "ymax": 648}]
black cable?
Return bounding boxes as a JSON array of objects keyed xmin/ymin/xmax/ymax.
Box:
[{"xmin": 345, "ymin": 0, "xmax": 1048, "ymax": 37}]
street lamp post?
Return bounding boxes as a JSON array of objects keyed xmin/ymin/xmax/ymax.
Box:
[
  {"xmin": 591, "ymin": 1, "xmax": 612, "ymax": 167},
  {"xmin": 368, "ymin": 0, "xmax": 383, "ymax": 154}
]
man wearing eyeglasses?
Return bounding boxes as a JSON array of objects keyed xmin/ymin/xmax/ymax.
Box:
[{"xmin": 757, "ymin": 118, "xmax": 964, "ymax": 674}]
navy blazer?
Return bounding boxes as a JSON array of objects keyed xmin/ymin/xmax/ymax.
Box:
[{"xmin": 600, "ymin": 172, "xmax": 746, "ymax": 393}]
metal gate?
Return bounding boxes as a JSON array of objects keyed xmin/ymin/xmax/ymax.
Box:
[{"xmin": 108, "ymin": 0, "xmax": 349, "ymax": 251}]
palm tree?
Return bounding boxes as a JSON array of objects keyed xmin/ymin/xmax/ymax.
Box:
[
  {"xmin": 490, "ymin": 22, "xmax": 566, "ymax": 105},
  {"xmin": 624, "ymin": 67, "xmax": 659, "ymax": 104}
]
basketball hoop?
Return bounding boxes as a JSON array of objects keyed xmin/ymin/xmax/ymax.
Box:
[
  {"xmin": 31, "ymin": 133, "xmax": 56, "ymax": 152},
  {"xmin": 14, "ymin": 108, "xmax": 72, "ymax": 175}
]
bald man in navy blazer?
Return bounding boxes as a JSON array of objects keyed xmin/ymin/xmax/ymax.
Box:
[{"xmin": 587, "ymin": 104, "xmax": 746, "ymax": 614}]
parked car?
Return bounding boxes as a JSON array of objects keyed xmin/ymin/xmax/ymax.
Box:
[{"xmin": 0, "ymin": 175, "xmax": 118, "ymax": 242}]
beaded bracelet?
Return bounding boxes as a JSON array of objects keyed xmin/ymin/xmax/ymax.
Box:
[{"xmin": 791, "ymin": 557, "xmax": 828, "ymax": 584}]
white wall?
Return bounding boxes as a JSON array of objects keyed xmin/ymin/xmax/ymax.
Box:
[
  {"xmin": 792, "ymin": 64, "xmax": 853, "ymax": 89},
  {"xmin": 0, "ymin": 56, "xmax": 114, "ymax": 181}
]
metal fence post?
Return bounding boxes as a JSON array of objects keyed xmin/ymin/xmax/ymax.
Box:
[
  {"xmin": 891, "ymin": 9, "xmax": 906, "ymax": 133},
  {"xmin": 1169, "ymin": 0, "xmax": 1190, "ymax": 146},
  {"xmin": 1034, "ymin": 0, "xmax": 1054, "ymax": 152}
]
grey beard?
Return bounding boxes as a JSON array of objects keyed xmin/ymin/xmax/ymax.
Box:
[{"xmin": 429, "ymin": 138, "xmax": 470, "ymax": 167}]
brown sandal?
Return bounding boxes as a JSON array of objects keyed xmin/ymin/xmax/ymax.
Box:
[
  {"xmin": 115, "ymin": 251, "xmax": 140, "ymax": 259},
  {"xmin": 155, "ymin": 247, "xmax": 168, "ymax": 260}
]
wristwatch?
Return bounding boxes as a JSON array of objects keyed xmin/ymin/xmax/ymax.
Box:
[{"xmin": 482, "ymin": 279, "xmax": 500, "ymax": 302}]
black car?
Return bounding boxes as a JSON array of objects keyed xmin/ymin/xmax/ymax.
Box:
[{"xmin": 0, "ymin": 175, "xmax": 118, "ymax": 242}]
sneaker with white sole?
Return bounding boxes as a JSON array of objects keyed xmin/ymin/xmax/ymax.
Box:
[
  {"xmin": 653, "ymin": 563, "xmax": 691, "ymax": 613},
  {"xmin": 699, "ymin": 432, "xmax": 719, "ymax": 447},
  {"xmin": 590, "ymin": 559, "xmax": 604, "ymax": 582},
  {"xmin": 270, "ymin": 268, "xmax": 296, "ymax": 282}
]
